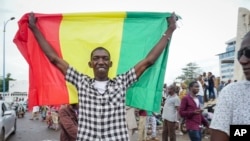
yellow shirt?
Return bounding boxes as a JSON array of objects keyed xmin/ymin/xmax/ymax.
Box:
[{"xmin": 179, "ymin": 89, "xmax": 187, "ymax": 100}]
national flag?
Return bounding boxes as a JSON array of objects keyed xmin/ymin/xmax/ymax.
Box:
[{"xmin": 13, "ymin": 11, "xmax": 174, "ymax": 112}]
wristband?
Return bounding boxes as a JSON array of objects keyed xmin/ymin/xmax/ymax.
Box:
[{"xmin": 162, "ymin": 33, "xmax": 171, "ymax": 41}]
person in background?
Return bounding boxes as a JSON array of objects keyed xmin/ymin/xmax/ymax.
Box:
[
  {"xmin": 40, "ymin": 105, "xmax": 49, "ymax": 121},
  {"xmin": 210, "ymin": 31, "xmax": 250, "ymax": 141},
  {"xmin": 137, "ymin": 109, "xmax": 147, "ymax": 141},
  {"xmin": 173, "ymin": 82, "xmax": 180, "ymax": 96},
  {"xmin": 179, "ymin": 83, "xmax": 187, "ymax": 100},
  {"xmin": 225, "ymin": 79, "xmax": 231, "ymax": 86},
  {"xmin": 147, "ymin": 111, "xmax": 159, "ymax": 140},
  {"xmin": 59, "ymin": 103, "xmax": 78, "ymax": 141},
  {"xmin": 207, "ymin": 72, "xmax": 216, "ymax": 101},
  {"xmin": 179, "ymin": 81, "xmax": 209, "ymax": 141},
  {"xmin": 202, "ymin": 72, "xmax": 209, "ymax": 102},
  {"xmin": 30, "ymin": 105, "xmax": 40, "ymax": 120},
  {"xmin": 162, "ymin": 83, "xmax": 168, "ymax": 103},
  {"xmin": 51, "ymin": 107, "xmax": 59, "ymax": 130},
  {"xmin": 196, "ymin": 75, "xmax": 204, "ymax": 108},
  {"xmin": 162, "ymin": 84, "xmax": 180, "ymax": 141},
  {"xmin": 218, "ymin": 81, "xmax": 225, "ymax": 94},
  {"xmin": 126, "ymin": 106, "xmax": 137, "ymax": 140},
  {"xmin": 161, "ymin": 83, "xmax": 168, "ymax": 114},
  {"xmin": 177, "ymin": 82, "xmax": 188, "ymax": 135}
]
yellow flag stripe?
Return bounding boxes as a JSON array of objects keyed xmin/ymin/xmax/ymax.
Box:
[{"xmin": 60, "ymin": 12, "xmax": 126, "ymax": 103}]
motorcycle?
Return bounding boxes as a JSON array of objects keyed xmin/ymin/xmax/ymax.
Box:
[{"xmin": 11, "ymin": 102, "xmax": 26, "ymax": 118}]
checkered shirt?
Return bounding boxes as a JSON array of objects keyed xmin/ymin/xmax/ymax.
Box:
[{"xmin": 65, "ymin": 66, "xmax": 137, "ymax": 141}]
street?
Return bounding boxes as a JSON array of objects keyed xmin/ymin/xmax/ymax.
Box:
[
  {"xmin": 7, "ymin": 112, "xmax": 210, "ymax": 141},
  {"xmin": 7, "ymin": 112, "xmax": 60, "ymax": 141}
]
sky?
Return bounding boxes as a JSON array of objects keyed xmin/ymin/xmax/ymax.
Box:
[{"xmin": 0, "ymin": 0, "xmax": 250, "ymax": 85}]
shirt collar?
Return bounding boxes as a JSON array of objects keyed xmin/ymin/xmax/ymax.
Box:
[{"xmin": 89, "ymin": 78, "xmax": 114, "ymax": 85}]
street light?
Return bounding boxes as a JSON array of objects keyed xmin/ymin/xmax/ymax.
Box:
[{"xmin": 2, "ymin": 17, "xmax": 15, "ymax": 100}]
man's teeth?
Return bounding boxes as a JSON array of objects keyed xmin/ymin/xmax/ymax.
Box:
[{"xmin": 98, "ymin": 68, "xmax": 105, "ymax": 71}]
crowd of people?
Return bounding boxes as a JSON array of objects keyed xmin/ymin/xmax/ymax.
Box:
[
  {"xmin": 29, "ymin": 104, "xmax": 78, "ymax": 141},
  {"xmin": 123, "ymin": 71, "xmax": 221, "ymax": 141},
  {"xmin": 29, "ymin": 105, "xmax": 60, "ymax": 130},
  {"xmin": 115, "ymin": 71, "xmax": 222, "ymax": 141},
  {"xmin": 25, "ymin": 70, "xmax": 238, "ymax": 141},
  {"xmin": 126, "ymin": 70, "xmax": 241, "ymax": 141}
]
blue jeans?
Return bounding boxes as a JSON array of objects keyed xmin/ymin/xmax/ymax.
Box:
[
  {"xmin": 208, "ymin": 87, "xmax": 215, "ymax": 99},
  {"xmin": 188, "ymin": 130, "xmax": 202, "ymax": 141}
]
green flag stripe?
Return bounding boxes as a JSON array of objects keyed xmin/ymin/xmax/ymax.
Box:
[{"xmin": 117, "ymin": 12, "xmax": 171, "ymax": 112}]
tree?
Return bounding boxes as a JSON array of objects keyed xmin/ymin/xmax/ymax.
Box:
[
  {"xmin": 0, "ymin": 73, "xmax": 15, "ymax": 92},
  {"xmin": 176, "ymin": 62, "xmax": 202, "ymax": 85}
]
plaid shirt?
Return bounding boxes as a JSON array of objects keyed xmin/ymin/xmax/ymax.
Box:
[{"xmin": 66, "ymin": 66, "xmax": 137, "ymax": 141}]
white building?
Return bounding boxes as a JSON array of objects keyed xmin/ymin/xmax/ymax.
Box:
[
  {"xmin": 218, "ymin": 7, "xmax": 250, "ymax": 82},
  {"xmin": 217, "ymin": 38, "xmax": 236, "ymax": 82},
  {"xmin": 5, "ymin": 80, "xmax": 28, "ymax": 102}
]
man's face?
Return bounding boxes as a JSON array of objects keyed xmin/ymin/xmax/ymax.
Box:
[
  {"xmin": 167, "ymin": 86, "xmax": 175, "ymax": 95},
  {"xmin": 190, "ymin": 83, "xmax": 199, "ymax": 95},
  {"xmin": 238, "ymin": 35, "xmax": 250, "ymax": 80},
  {"xmin": 89, "ymin": 49, "xmax": 112, "ymax": 80},
  {"xmin": 208, "ymin": 72, "xmax": 212, "ymax": 77}
]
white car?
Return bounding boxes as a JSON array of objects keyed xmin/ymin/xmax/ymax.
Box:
[{"xmin": 0, "ymin": 100, "xmax": 17, "ymax": 141}]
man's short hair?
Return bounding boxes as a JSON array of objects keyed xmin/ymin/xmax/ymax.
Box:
[
  {"xmin": 90, "ymin": 47, "xmax": 110, "ymax": 59},
  {"xmin": 188, "ymin": 81, "xmax": 198, "ymax": 89}
]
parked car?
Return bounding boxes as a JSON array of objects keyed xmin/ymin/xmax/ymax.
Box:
[{"xmin": 0, "ymin": 100, "xmax": 17, "ymax": 141}]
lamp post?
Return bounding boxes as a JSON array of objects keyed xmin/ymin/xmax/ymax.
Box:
[{"xmin": 2, "ymin": 17, "xmax": 15, "ymax": 100}]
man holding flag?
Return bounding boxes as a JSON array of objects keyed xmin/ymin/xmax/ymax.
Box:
[{"xmin": 27, "ymin": 12, "xmax": 177, "ymax": 141}]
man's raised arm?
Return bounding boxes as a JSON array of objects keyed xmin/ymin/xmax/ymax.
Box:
[
  {"xmin": 134, "ymin": 12, "xmax": 177, "ymax": 78},
  {"xmin": 28, "ymin": 12, "xmax": 69, "ymax": 75}
]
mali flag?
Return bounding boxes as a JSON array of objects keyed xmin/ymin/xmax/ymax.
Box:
[{"xmin": 14, "ymin": 12, "xmax": 174, "ymax": 112}]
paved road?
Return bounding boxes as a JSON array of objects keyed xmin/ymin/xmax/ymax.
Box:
[
  {"xmin": 131, "ymin": 128, "xmax": 210, "ymax": 141},
  {"xmin": 7, "ymin": 112, "xmax": 60, "ymax": 141},
  {"xmin": 7, "ymin": 112, "xmax": 210, "ymax": 141}
]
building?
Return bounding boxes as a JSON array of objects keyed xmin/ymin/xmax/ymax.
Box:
[
  {"xmin": 233, "ymin": 7, "xmax": 250, "ymax": 81},
  {"xmin": 218, "ymin": 7, "xmax": 250, "ymax": 82},
  {"xmin": 217, "ymin": 38, "xmax": 236, "ymax": 82},
  {"xmin": 4, "ymin": 80, "xmax": 28, "ymax": 102}
]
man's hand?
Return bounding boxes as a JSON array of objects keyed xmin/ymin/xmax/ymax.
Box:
[
  {"xmin": 175, "ymin": 122, "xmax": 179, "ymax": 130},
  {"xmin": 28, "ymin": 12, "xmax": 37, "ymax": 29},
  {"xmin": 167, "ymin": 12, "xmax": 177, "ymax": 31},
  {"xmin": 193, "ymin": 109, "xmax": 203, "ymax": 114}
]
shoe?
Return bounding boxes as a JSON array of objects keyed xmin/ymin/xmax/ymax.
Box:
[{"xmin": 29, "ymin": 118, "xmax": 33, "ymax": 120}]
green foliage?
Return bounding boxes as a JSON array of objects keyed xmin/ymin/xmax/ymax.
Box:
[
  {"xmin": 176, "ymin": 62, "xmax": 202, "ymax": 85},
  {"xmin": 0, "ymin": 73, "xmax": 15, "ymax": 92}
]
